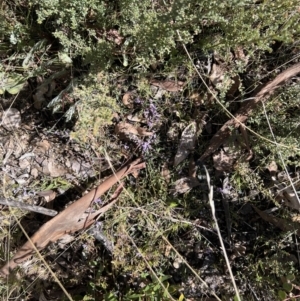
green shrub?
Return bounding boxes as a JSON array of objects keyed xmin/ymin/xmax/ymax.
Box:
[{"xmin": 5, "ymin": 0, "xmax": 298, "ymax": 70}]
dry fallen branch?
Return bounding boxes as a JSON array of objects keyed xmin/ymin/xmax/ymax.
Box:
[
  {"xmin": 200, "ymin": 62, "xmax": 300, "ymax": 161},
  {"xmin": 0, "ymin": 198, "xmax": 57, "ymax": 216},
  {"xmin": 0, "ymin": 158, "xmax": 145, "ymax": 276}
]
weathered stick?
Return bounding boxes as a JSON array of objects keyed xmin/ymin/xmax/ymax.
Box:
[
  {"xmin": 200, "ymin": 62, "xmax": 300, "ymax": 161},
  {"xmin": 0, "ymin": 198, "xmax": 57, "ymax": 216},
  {"xmin": 0, "ymin": 158, "xmax": 145, "ymax": 276}
]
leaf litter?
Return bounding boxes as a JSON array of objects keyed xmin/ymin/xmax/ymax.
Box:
[
  {"xmin": 1, "ymin": 45, "xmax": 300, "ymax": 301},
  {"xmin": 174, "ymin": 121, "xmax": 197, "ymax": 166}
]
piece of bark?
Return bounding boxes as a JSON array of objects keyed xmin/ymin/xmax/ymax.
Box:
[
  {"xmin": 200, "ymin": 62, "xmax": 300, "ymax": 161},
  {"xmin": 0, "ymin": 159, "xmax": 145, "ymax": 276}
]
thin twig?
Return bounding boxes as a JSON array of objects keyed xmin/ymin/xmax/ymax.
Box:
[
  {"xmin": 203, "ymin": 165, "xmax": 241, "ymax": 301},
  {"xmin": 0, "ymin": 198, "xmax": 57, "ymax": 216}
]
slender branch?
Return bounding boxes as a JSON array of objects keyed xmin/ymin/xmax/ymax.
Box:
[{"xmin": 0, "ymin": 198, "xmax": 57, "ymax": 216}]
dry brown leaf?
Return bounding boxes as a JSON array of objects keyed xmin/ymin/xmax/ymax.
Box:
[
  {"xmin": 150, "ymin": 79, "xmax": 185, "ymax": 92},
  {"xmin": 252, "ymin": 205, "xmax": 300, "ymax": 236},
  {"xmin": 115, "ymin": 122, "xmax": 139, "ymax": 138},
  {"xmin": 35, "ymin": 140, "xmax": 51, "ymax": 154},
  {"xmin": 42, "ymin": 158, "xmax": 67, "ymax": 177},
  {"xmin": 174, "ymin": 122, "xmax": 197, "ymax": 166},
  {"xmin": 126, "ymin": 114, "xmax": 141, "ymax": 122},
  {"xmin": 292, "ymin": 215, "xmax": 300, "ymax": 222},
  {"xmin": 31, "ymin": 168, "xmax": 38, "ymax": 178},
  {"xmin": 115, "ymin": 122, "xmax": 153, "ymax": 141},
  {"xmin": 32, "ymin": 85, "xmax": 48, "ymax": 110},
  {"xmin": 213, "ymin": 149, "xmax": 238, "ymax": 172},
  {"xmin": 37, "ymin": 190, "xmax": 56, "ymax": 203},
  {"xmin": 19, "ymin": 158, "xmax": 31, "ymax": 169},
  {"xmin": 122, "ymin": 92, "xmax": 133, "ymax": 107},
  {"xmin": 136, "ymin": 127, "xmax": 153, "ymax": 136},
  {"xmin": 0, "ymin": 159, "xmax": 145, "ymax": 276},
  {"xmin": 170, "ymin": 177, "xmax": 200, "ymax": 195},
  {"xmin": 209, "ymin": 64, "xmax": 225, "ymax": 87}
]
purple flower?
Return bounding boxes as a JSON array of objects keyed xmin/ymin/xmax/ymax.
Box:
[
  {"xmin": 94, "ymin": 198, "xmax": 103, "ymax": 204},
  {"xmin": 135, "ymin": 97, "xmax": 143, "ymax": 104},
  {"xmin": 95, "ymin": 221, "xmax": 102, "ymax": 229},
  {"xmin": 139, "ymin": 134, "xmax": 156, "ymax": 154},
  {"xmin": 140, "ymin": 140, "xmax": 152, "ymax": 153},
  {"xmin": 144, "ymin": 102, "xmax": 160, "ymax": 127}
]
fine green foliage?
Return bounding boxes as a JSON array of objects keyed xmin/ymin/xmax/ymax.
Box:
[
  {"xmin": 3, "ymin": 0, "xmax": 300, "ymax": 70},
  {"xmin": 70, "ymin": 72, "xmax": 119, "ymax": 142},
  {"xmin": 248, "ymin": 84, "xmax": 300, "ymax": 166}
]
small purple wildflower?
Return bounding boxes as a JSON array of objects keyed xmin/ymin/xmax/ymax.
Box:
[
  {"xmin": 140, "ymin": 140, "xmax": 152, "ymax": 153},
  {"xmin": 135, "ymin": 97, "xmax": 143, "ymax": 104},
  {"xmin": 95, "ymin": 221, "xmax": 103, "ymax": 229},
  {"xmin": 144, "ymin": 101, "xmax": 160, "ymax": 128},
  {"xmin": 139, "ymin": 134, "xmax": 156, "ymax": 154},
  {"xmin": 94, "ymin": 198, "xmax": 103, "ymax": 205}
]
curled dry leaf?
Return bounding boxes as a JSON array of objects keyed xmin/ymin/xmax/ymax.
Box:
[
  {"xmin": 115, "ymin": 122, "xmax": 139, "ymax": 138},
  {"xmin": 33, "ymin": 80, "xmax": 56, "ymax": 109},
  {"xmin": 150, "ymin": 79, "xmax": 185, "ymax": 92},
  {"xmin": 122, "ymin": 92, "xmax": 133, "ymax": 107},
  {"xmin": 170, "ymin": 177, "xmax": 200, "ymax": 195},
  {"xmin": 37, "ymin": 190, "xmax": 56, "ymax": 203},
  {"xmin": 174, "ymin": 122, "xmax": 197, "ymax": 166},
  {"xmin": 209, "ymin": 64, "xmax": 225, "ymax": 87},
  {"xmin": 137, "ymin": 127, "xmax": 153, "ymax": 136},
  {"xmin": 42, "ymin": 157, "xmax": 67, "ymax": 177},
  {"xmin": 126, "ymin": 114, "xmax": 141, "ymax": 122},
  {"xmin": 213, "ymin": 149, "xmax": 238, "ymax": 172},
  {"xmin": 227, "ymin": 75, "xmax": 240, "ymax": 97},
  {"xmin": 35, "ymin": 140, "xmax": 51, "ymax": 154},
  {"xmin": 115, "ymin": 122, "xmax": 153, "ymax": 141}
]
